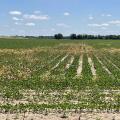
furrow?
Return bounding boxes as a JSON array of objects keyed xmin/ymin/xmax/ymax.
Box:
[
  {"xmin": 49, "ymin": 54, "xmax": 61, "ymax": 64},
  {"xmin": 105, "ymin": 57, "xmax": 120, "ymax": 71},
  {"xmin": 65, "ymin": 56, "xmax": 74, "ymax": 70},
  {"xmin": 76, "ymin": 55, "xmax": 83, "ymax": 76},
  {"xmin": 88, "ymin": 56, "xmax": 96, "ymax": 77},
  {"xmin": 51, "ymin": 54, "xmax": 68, "ymax": 70},
  {"xmin": 96, "ymin": 56, "xmax": 112, "ymax": 75}
]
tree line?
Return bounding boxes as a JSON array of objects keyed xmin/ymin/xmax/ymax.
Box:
[
  {"xmin": 13, "ymin": 34, "xmax": 120, "ymax": 40},
  {"xmin": 54, "ymin": 33, "xmax": 120, "ymax": 40}
]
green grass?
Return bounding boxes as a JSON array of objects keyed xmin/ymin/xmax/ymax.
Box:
[
  {"xmin": 0, "ymin": 38, "xmax": 60, "ymax": 49},
  {"xmin": 0, "ymin": 38, "xmax": 120, "ymax": 49}
]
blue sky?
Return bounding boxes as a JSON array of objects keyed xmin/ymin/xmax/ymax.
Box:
[{"xmin": 0, "ymin": 0, "xmax": 120, "ymax": 36}]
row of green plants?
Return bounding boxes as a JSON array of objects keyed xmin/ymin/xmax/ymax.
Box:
[{"xmin": 0, "ymin": 48, "xmax": 120, "ymax": 113}]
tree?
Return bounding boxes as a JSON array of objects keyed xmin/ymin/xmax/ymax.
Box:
[
  {"xmin": 82, "ymin": 34, "xmax": 88, "ymax": 39},
  {"xmin": 70, "ymin": 34, "xmax": 77, "ymax": 39},
  {"xmin": 54, "ymin": 33, "xmax": 63, "ymax": 39},
  {"xmin": 77, "ymin": 34, "xmax": 83, "ymax": 39},
  {"xmin": 54, "ymin": 34, "xmax": 58, "ymax": 39}
]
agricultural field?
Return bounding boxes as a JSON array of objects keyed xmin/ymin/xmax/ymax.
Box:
[{"xmin": 0, "ymin": 38, "xmax": 120, "ymax": 120}]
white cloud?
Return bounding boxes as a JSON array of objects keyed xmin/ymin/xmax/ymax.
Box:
[
  {"xmin": 34, "ymin": 11, "xmax": 41, "ymax": 14},
  {"xmin": 15, "ymin": 22, "xmax": 19, "ymax": 25},
  {"xmin": 88, "ymin": 23, "xmax": 109, "ymax": 27},
  {"xmin": 56, "ymin": 23, "xmax": 70, "ymax": 28},
  {"xmin": 14, "ymin": 22, "xmax": 22, "ymax": 25},
  {"xmin": 101, "ymin": 14, "xmax": 112, "ymax": 17},
  {"xmin": 12, "ymin": 17, "xmax": 23, "ymax": 21},
  {"xmin": 107, "ymin": 14, "xmax": 112, "ymax": 17},
  {"xmin": 89, "ymin": 16, "xmax": 94, "ymax": 20},
  {"xmin": 101, "ymin": 27, "xmax": 107, "ymax": 30},
  {"xmin": 88, "ymin": 20, "xmax": 120, "ymax": 28},
  {"xmin": 25, "ymin": 23, "xmax": 35, "ymax": 26},
  {"xmin": 109, "ymin": 20, "xmax": 120, "ymax": 24},
  {"xmin": 100, "ymin": 23, "xmax": 109, "ymax": 26},
  {"xmin": 64, "ymin": 12, "xmax": 70, "ymax": 16},
  {"xmin": 9, "ymin": 11, "xmax": 22, "ymax": 15},
  {"xmin": 23, "ymin": 14, "xmax": 49, "ymax": 20}
]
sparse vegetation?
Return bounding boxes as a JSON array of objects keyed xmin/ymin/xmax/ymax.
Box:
[{"xmin": 0, "ymin": 38, "xmax": 120, "ymax": 119}]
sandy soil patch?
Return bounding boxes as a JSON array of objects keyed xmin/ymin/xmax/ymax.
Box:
[
  {"xmin": 65, "ymin": 56, "xmax": 74, "ymax": 69},
  {"xmin": 51, "ymin": 55, "xmax": 68, "ymax": 70},
  {"xmin": 0, "ymin": 112, "xmax": 120, "ymax": 120},
  {"xmin": 76, "ymin": 55, "xmax": 83, "ymax": 76}
]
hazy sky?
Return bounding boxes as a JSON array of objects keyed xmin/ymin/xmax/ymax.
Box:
[{"xmin": 0, "ymin": 0, "xmax": 120, "ymax": 36}]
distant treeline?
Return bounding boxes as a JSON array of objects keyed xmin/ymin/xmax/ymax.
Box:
[
  {"xmin": 54, "ymin": 33, "xmax": 120, "ymax": 40},
  {"xmin": 8, "ymin": 34, "xmax": 120, "ymax": 40}
]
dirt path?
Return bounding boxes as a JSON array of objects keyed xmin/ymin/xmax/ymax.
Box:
[
  {"xmin": 65, "ymin": 56, "xmax": 74, "ymax": 69},
  {"xmin": 88, "ymin": 56, "xmax": 96, "ymax": 77},
  {"xmin": 0, "ymin": 112, "xmax": 119, "ymax": 120},
  {"xmin": 51, "ymin": 55, "xmax": 68, "ymax": 70},
  {"xmin": 76, "ymin": 55, "xmax": 83, "ymax": 76}
]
